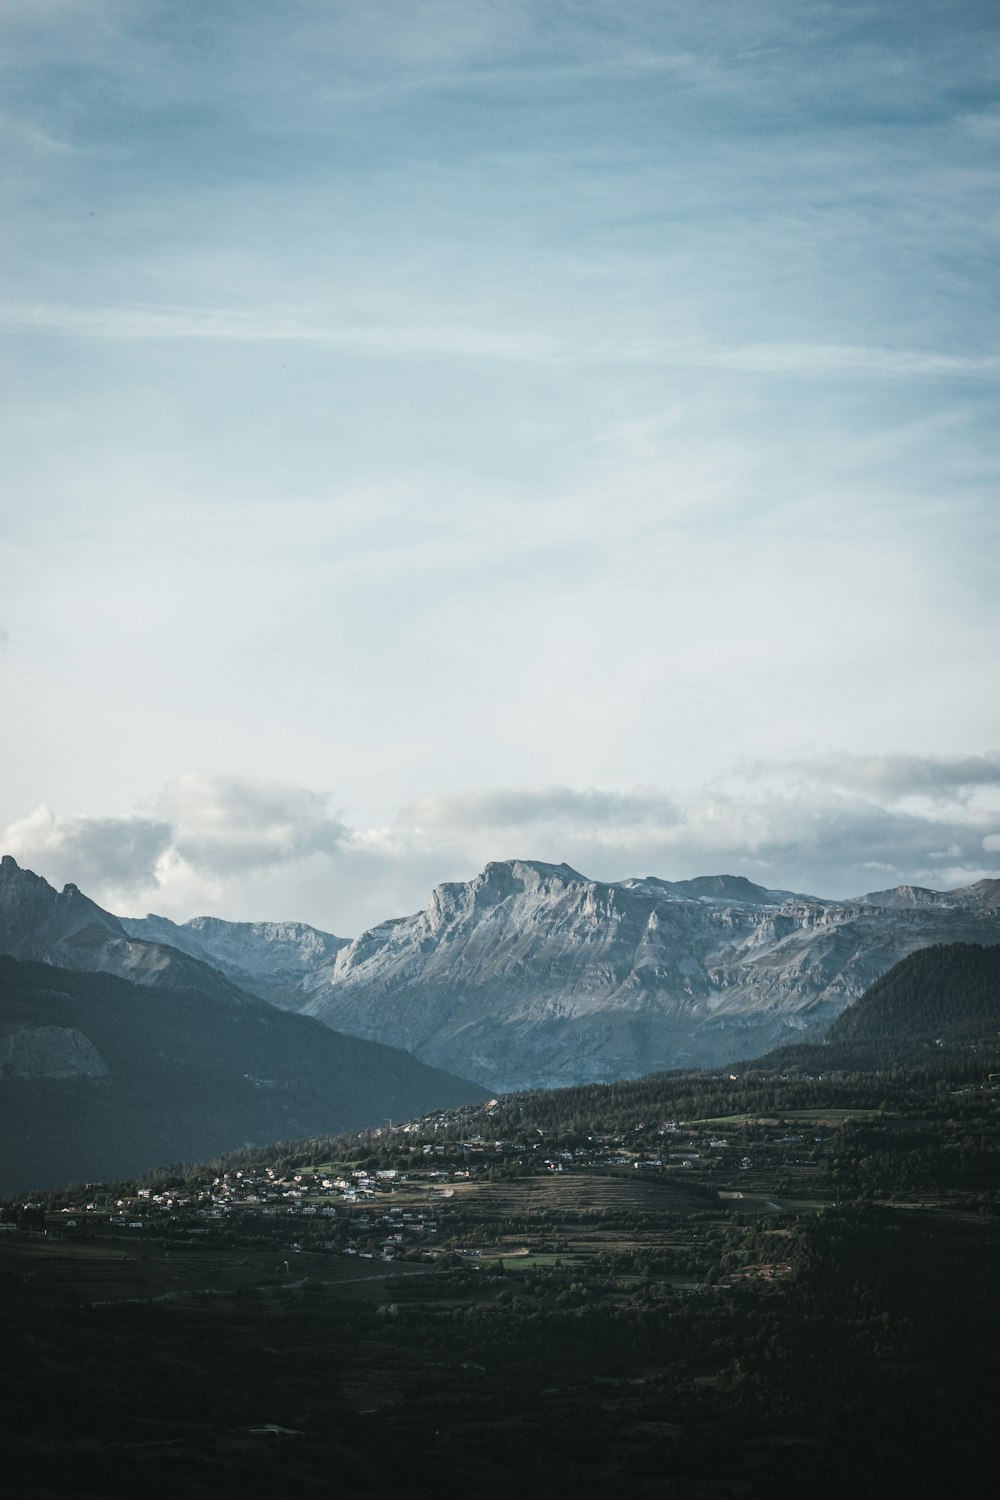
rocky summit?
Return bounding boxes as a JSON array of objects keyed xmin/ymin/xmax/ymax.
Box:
[{"xmin": 295, "ymin": 860, "xmax": 1000, "ymax": 1091}]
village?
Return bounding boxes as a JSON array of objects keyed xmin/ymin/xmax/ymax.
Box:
[{"xmin": 10, "ymin": 1086, "xmax": 847, "ymax": 1277}]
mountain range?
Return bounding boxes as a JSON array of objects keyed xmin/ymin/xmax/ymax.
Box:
[
  {"xmin": 23, "ymin": 854, "xmax": 1000, "ymax": 1091},
  {"xmin": 5, "ymin": 853, "xmax": 1000, "ymax": 1102},
  {"xmin": 290, "ymin": 861, "xmax": 1000, "ymax": 1089}
]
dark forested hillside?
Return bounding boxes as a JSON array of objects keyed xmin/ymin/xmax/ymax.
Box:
[
  {"xmin": 0, "ymin": 957, "xmax": 487, "ymax": 1193},
  {"xmin": 827, "ymin": 942, "xmax": 1000, "ymax": 1044}
]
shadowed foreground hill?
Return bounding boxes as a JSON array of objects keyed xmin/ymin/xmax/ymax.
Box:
[{"xmin": 0, "ymin": 957, "xmax": 488, "ymax": 1194}]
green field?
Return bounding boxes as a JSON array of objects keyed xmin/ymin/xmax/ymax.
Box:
[{"xmin": 500, "ymin": 1253, "xmax": 586, "ymax": 1270}]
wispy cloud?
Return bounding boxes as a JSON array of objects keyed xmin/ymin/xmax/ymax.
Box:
[
  {"xmin": 739, "ymin": 751, "xmax": 1000, "ymax": 801},
  {"xmin": 4, "ymin": 300, "xmax": 997, "ymax": 381},
  {"xmin": 698, "ymin": 344, "xmax": 1000, "ymax": 379},
  {"xmin": 0, "ymin": 301, "xmax": 558, "ymax": 360}
]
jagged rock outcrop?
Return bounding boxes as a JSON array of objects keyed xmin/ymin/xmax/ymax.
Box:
[
  {"xmin": 0, "ymin": 1021, "xmax": 110, "ymax": 1080},
  {"xmin": 298, "ymin": 861, "xmax": 1000, "ymax": 1090}
]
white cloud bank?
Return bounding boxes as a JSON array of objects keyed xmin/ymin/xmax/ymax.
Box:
[{"xmin": 3, "ymin": 756, "xmax": 999, "ymax": 935}]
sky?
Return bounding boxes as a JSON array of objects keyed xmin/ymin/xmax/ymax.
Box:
[{"xmin": 2, "ymin": 0, "xmax": 999, "ymax": 934}]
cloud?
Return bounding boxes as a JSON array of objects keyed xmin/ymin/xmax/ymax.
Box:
[
  {"xmin": 358, "ymin": 754, "xmax": 1000, "ymax": 912},
  {"xmin": 391, "ymin": 785, "xmax": 682, "ymax": 840},
  {"xmin": 154, "ymin": 772, "xmax": 348, "ymax": 877},
  {"xmin": 739, "ymin": 751, "xmax": 1000, "ymax": 801},
  {"xmin": 0, "ymin": 772, "xmax": 348, "ymax": 916},
  {"xmin": 5, "ymin": 301, "xmax": 998, "ymax": 384},
  {"xmin": 3, "ymin": 761, "xmax": 1000, "ymax": 935},
  {"xmin": 380, "ymin": 775, "xmax": 1000, "ymax": 902},
  {"xmin": 0, "ymin": 302, "xmax": 560, "ymax": 362},
  {"xmin": 1, "ymin": 804, "xmax": 171, "ymax": 892},
  {"xmin": 698, "ymin": 344, "xmax": 1000, "ymax": 380}
]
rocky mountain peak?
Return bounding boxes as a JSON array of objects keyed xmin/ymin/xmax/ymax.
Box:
[
  {"xmin": 962, "ymin": 878, "xmax": 1000, "ymax": 904},
  {"xmin": 0, "ymin": 853, "xmax": 46, "ymax": 891},
  {"xmin": 476, "ymin": 858, "xmax": 585, "ymax": 898},
  {"xmin": 0, "ymin": 855, "xmax": 125, "ymax": 960},
  {"xmin": 861, "ymin": 884, "xmax": 962, "ymax": 910},
  {"xmin": 664, "ymin": 874, "xmax": 795, "ymax": 904},
  {"xmin": 426, "ymin": 859, "xmax": 585, "ymax": 925},
  {"xmin": 0, "ymin": 856, "xmax": 247, "ymax": 1001}
]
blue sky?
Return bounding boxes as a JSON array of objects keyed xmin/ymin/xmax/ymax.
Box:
[{"xmin": 2, "ymin": 1, "xmax": 999, "ymax": 930}]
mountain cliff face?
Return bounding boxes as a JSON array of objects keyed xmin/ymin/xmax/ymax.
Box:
[
  {"xmin": 119, "ymin": 911, "xmax": 347, "ymax": 1009},
  {"xmin": 298, "ymin": 861, "xmax": 1000, "ymax": 1090}
]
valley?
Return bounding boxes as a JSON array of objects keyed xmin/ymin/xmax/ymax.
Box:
[{"xmin": 4, "ymin": 1056, "xmax": 999, "ymax": 1498}]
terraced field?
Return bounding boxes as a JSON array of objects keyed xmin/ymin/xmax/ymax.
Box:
[{"xmin": 443, "ymin": 1169, "xmax": 712, "ymax": 1219}]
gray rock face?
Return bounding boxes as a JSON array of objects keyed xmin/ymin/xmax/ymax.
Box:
[
  {"xmin": 0, "ymin": 1022, "xmax": 110, "ymax": 1080},
  {"xmin": 298, "ymin": 861, "xmax": 1000, "ymax": 1091},
  {"xmin": 0, "ymin": 854, "xmax": 122, "ymax": 956},
  {"xmin": 119, "ymin": 912, "xmax": 347, "ymax": 1008}
]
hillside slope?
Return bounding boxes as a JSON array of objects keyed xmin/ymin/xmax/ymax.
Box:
[
  {"xmin": 0, "ymin": 956, "xmax": 488, "ymax": 1194},
  {"xmin": 827, "ymin": 941, "xmax": 1000, "ymax": 1046},
  {"xmin": 0, "ymin": 856, "xmax": 248, "ymax": 1001}
]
